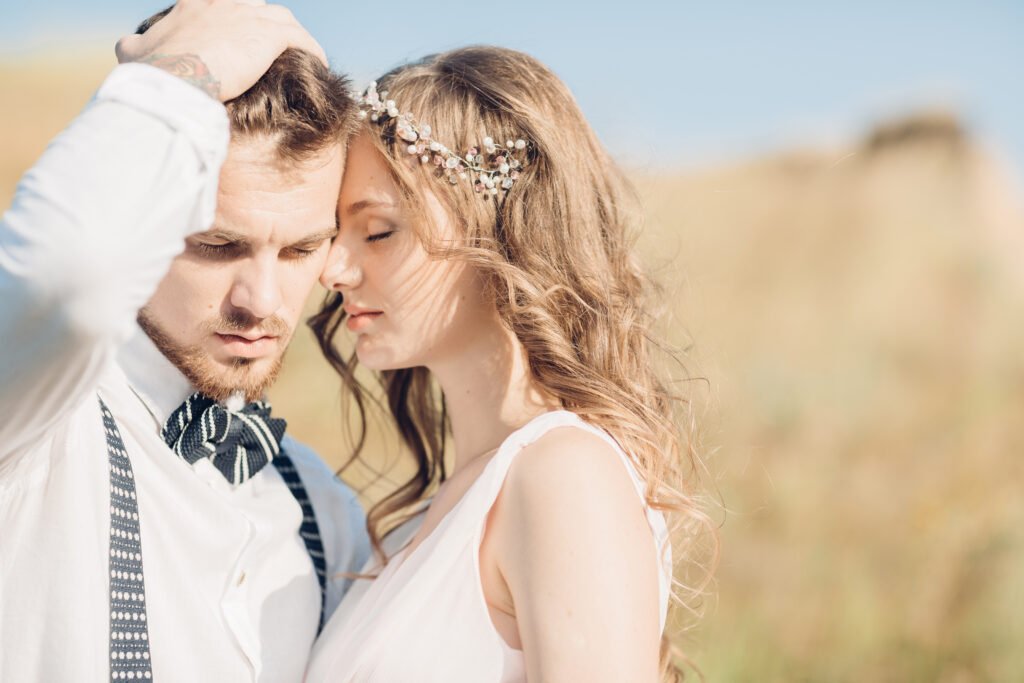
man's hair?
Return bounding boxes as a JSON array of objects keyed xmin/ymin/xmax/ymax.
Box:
[{"xmin": 137, "ymin": 6, "xmax": 357, "ymax": 162}]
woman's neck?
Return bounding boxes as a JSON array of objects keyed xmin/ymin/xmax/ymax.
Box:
[{"xmin": 428, "ymin": 320, "xmax": 559, "ymax": 474}]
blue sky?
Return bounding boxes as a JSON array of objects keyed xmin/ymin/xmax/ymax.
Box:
[{"xmin": 2, "ymin": 1, "xmax": 1022, "ymax": 178}]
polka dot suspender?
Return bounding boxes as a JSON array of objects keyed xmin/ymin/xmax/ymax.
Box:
[
  {"xmin": 100, "ymin": 397, "xmax": 153, "ymax": 681},
  {"xmin": 98, "ymin": 396, "xmax": 328, "ymax": 679}
]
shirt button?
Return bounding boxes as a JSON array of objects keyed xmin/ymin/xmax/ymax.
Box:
[{"xmin": 236, "ymin": 571, "xmax": 246, "ymax": 587}]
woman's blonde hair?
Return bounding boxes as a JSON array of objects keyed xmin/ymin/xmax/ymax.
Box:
[{"xmin": 311, "ymin": 45, "xmax": 717, "ymax": 679}]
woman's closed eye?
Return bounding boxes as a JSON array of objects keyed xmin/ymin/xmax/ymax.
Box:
[
  {"xmin": 365, "ymin": 216, "xmax": 398, "ymax": 244},
  {"xmin": 367, "ymin": 230, "xmax": 395, "ymax": 243}
]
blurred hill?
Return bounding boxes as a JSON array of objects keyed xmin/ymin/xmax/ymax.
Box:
[
  {"xmin": 0, "ymin": 51, "xmax": 114, "ymax": 197},
  {"xmin": 3, "ymin": 55, "xmax": 1023, "ymax": 682},
  {"xmin": 636, "ymin": 113, "xmax": 1024, "ymax": 681}
]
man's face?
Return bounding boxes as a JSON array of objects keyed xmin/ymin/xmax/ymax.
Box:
[{"xmin": 140, "ymin": 136, "xmax": 343, "ymax": 401}]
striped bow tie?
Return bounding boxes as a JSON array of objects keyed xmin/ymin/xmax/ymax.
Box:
[{"xmin": 161, "ymin": 393, "xmax": 287, "ymax": 485}]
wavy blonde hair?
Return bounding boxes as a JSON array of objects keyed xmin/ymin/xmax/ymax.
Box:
[{"xmin": 310, "ymin": 45, "xmax": 717, "ymax": 679}]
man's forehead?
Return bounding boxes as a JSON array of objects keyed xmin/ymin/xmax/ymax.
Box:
[
  {"xmin": 221, "ymin": 134, "xmax": 345, "ymax": 177},
  {"xmin": 212, "ymin": 136, "xmax": 343, "ymax": 242},
  {"xmin": 206, "ymin": 194, "xmax": 337, "ymax": 241}
]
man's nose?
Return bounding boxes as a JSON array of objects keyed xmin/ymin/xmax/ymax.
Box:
[{"xmin": 229, "ymin": 257, "xmax": 283, "ymax": 320}]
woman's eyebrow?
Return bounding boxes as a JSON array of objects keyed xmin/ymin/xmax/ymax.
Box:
[{"xmin": 341, "ymin": 199, "xmax": 397, "ymax": 218}]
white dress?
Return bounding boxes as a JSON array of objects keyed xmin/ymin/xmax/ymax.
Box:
[{"xmin": 306, "ymin": 410, "xmax": 672, "ymax": 683}]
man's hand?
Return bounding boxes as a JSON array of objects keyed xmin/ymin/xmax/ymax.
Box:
[{"xmin": 114, "ymin": 0, "xmax": 328, "ymax": 102}]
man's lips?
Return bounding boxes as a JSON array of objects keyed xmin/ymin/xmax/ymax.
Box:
[
  {"xmin": 214, "ymin": 332, "xmax": 280, "ymax": 357},
  {"xmin": 218, "ymin": 332, "xmax": 277, "ymax": 342}
]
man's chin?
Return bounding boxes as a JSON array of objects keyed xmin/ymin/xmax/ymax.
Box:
[
  {"xmin": 198, "ymin": 353, "xmax": 284, "ymax": 402},
  {"xmin": 138, "ymin": 311, "xmax": 287, "ymax": 403},
  {"xmin": 208, "ymin": 349, "xmax": 276, "ymax": 369}
]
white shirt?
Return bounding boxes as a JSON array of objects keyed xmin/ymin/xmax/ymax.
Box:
[{"xmin": 0, "ymin": 64, "xmax": 370, "ymax": 682}]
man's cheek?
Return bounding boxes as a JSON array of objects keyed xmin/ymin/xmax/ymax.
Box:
[{"xmin": 285, "ymin": 262, "xmax": 325, "ymax": 309}]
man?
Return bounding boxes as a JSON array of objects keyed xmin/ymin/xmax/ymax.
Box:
[{"xmin": 0, "ymin": 2, "xmax": 369, "ymax": 680}]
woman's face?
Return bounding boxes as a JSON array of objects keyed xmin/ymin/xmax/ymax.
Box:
[{"xmin": 321, "ymin": 133, "xmax": 494, "ymax": 371}]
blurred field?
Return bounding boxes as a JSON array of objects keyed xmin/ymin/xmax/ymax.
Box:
[{"xmin": 3, "ymin": 53, "xmax": 1023, "ymax": 682}]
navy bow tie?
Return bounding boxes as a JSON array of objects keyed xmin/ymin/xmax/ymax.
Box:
[{"xmin": 161, "ymin": 393, "xmax": 287, "ymax": 485}]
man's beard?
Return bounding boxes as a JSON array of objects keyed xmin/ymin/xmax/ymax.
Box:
[{"xmin": 137, "ymin": 308, "xmax": 290, "ymax": 403}]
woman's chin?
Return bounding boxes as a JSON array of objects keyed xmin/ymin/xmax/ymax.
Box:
[{"xmin": 354, "ymin": 342, "xmax": 409, "ymax": 373}]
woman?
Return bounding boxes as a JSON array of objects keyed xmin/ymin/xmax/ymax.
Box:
[{"xmin": 306, "ymin": 46, "xmax": 713, "ymax": 682}]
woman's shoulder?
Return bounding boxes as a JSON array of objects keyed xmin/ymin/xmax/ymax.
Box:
[
  {"xmin": 500, "ymin": 414, "xmax": 649, "ymax": 527},
  {"xmin": 490, "ymin": 413, "xmax": 665, "ymax": 625}
]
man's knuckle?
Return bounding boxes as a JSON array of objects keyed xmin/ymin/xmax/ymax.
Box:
[{"xmin": 265, "ymin": 4, "xmax": 297, "ymax": 23}]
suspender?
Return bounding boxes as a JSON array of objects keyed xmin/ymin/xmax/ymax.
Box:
[
  {"xmin": 272, "ymin": 451, "xmax": 328, "ymax": 633},
  {"xmin": 100, "ymin": 398, "xmax": 154, "ymax": 681},
  {"xmin": 99, "ymin": 397, "xmax": 328, "ymax": 680}
]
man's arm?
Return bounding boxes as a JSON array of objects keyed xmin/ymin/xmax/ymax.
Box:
[
  {"xmin": 0, "ymin": 64, "xmax": 229, "ymax": 463},
  {"xmin": 0, "ymin": 0, "xmax": 327, "ymax": 466}
]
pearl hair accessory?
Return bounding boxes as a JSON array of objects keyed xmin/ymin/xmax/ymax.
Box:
[{"xmin": 357, "ymin": 81, "xmax": 528, "ymax": 197}]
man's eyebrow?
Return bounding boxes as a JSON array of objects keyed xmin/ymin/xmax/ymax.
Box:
[
  {"xmin": 289, "ymin": 226, "xmax": 339, "ymax": 246},
  {"xmin": 197, "ymin": 226, "xmax": 339, "ymax": 246},
  {"xmin": 341, "ymin": 199, "xmax": 397, "ymax": 218},
  {"xmin": 199, "ymin": 228, "xmax": 251, "ymax": 244}
]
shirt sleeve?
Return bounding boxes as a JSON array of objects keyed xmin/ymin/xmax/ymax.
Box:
[{"xmin": 0, "ymin": 63, "xmax": 229, "ymax": 465}]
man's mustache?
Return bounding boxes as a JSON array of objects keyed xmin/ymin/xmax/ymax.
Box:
[{"xmin": 203, "ymin": 311, "xmax": 291, "ymax": 339}]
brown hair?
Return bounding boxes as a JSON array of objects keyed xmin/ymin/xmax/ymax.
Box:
[
  {"xmin": 311, "ymin": 46, "xmax": 717, "ymax": 679},
  {"xmin": 137, "ymin": 6, "xmax": 357, "ymax": 162}
]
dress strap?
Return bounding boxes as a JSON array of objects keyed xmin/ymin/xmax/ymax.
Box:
[{"xmin": 470, "ymin": 410, "xmax": 650, "ymax": 516}]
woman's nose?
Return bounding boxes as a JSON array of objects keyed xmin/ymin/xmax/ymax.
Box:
[{"xmin": 320, "ymin": 239, "xmax": 363, "ymax": 291}]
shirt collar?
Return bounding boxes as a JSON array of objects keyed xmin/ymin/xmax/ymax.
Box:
[{"xmin": 119, "ymin": 323, "xmax": 196, "ymax": 428}]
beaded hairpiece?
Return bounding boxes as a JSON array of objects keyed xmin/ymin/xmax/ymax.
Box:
[{"xmin": 357, "ymin": 81, "xmax": 528, "ymax": 197}]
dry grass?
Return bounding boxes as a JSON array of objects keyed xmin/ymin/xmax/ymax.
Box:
[
  {"xmin": 3, "ymin": 55, "xmax": 1023, "ymax": 682},
  {"xmin": 640, "ymin": 123, "xmax": 1024, "ymax": 681}
]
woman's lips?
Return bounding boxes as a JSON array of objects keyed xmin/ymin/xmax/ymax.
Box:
[
  {"xmin": 215, "ymin": 333, "xmax": 279, "ymax": 358},
  {"xmin": 346, "ymin": 311, "xmax": 382, "ymax": 332}
]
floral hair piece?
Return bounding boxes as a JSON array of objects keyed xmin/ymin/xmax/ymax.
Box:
[{"xmin": 357, "ymin": 81, "xmax": 528, "ymax": 197}]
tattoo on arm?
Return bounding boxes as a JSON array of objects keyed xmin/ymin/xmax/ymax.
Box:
[{"xmin": 137, "ymin": 53, "xmax": 221, "ymax": 100}]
